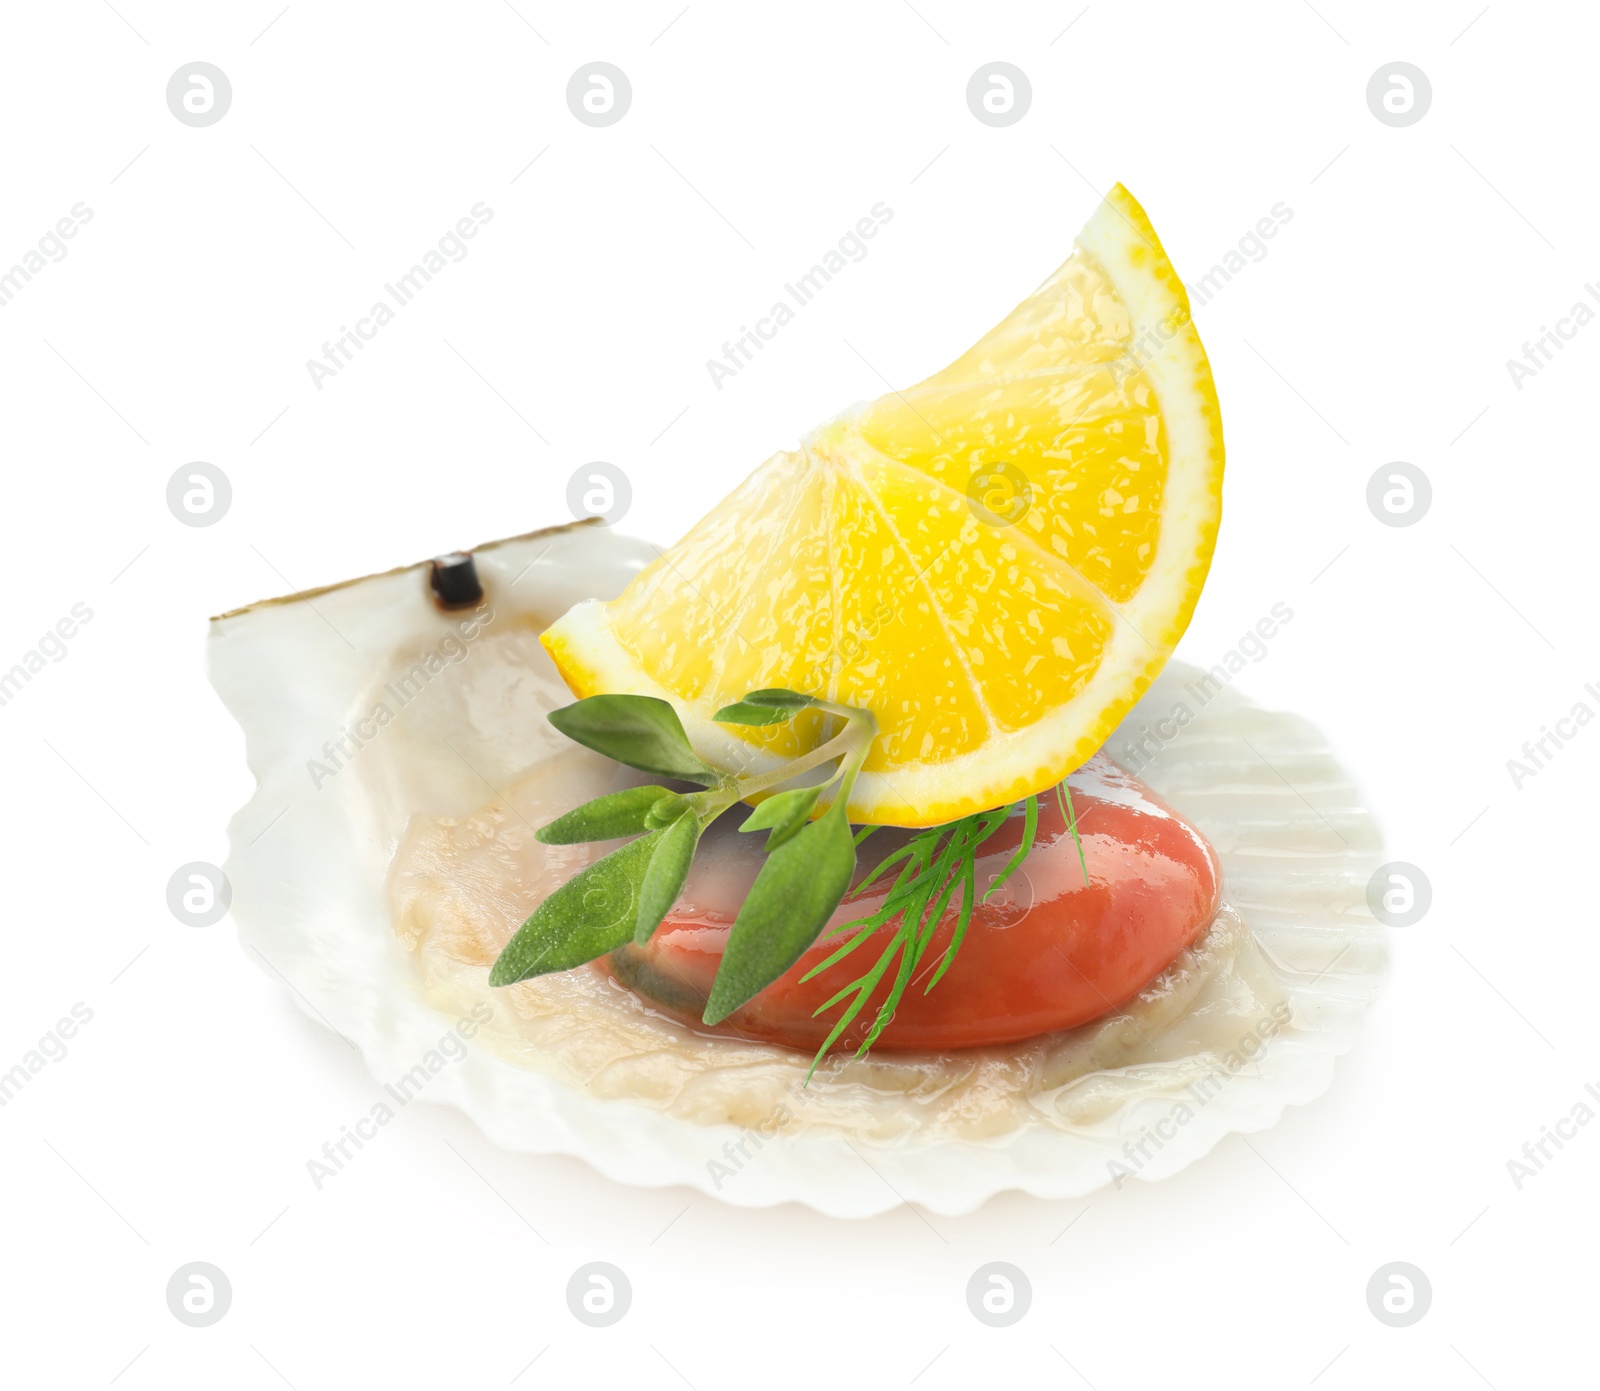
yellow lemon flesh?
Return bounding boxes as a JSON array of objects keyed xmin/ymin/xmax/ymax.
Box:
[{"xmin": 543, "ymin": 184, "xmax": 1224, "ymax": 827}]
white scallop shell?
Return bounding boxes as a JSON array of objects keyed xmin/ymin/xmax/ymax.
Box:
[{"xmin": 209, "ymin": 521, "xmax": 1387, "ymax": 1217}]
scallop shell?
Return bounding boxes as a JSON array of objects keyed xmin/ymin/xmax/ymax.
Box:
[{"xmin": 208, "ymin": 521, "xmax": 1387, "ymax": 1216}]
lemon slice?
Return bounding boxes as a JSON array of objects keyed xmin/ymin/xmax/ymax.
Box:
[{"xmin": 543, "ymin": 184, "xmax": 1224, "ymax": 826}]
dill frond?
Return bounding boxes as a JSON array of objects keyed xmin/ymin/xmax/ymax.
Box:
[{"xmin": 801, "ymin": 793, "xmax": 1048, "ymax": 1079}]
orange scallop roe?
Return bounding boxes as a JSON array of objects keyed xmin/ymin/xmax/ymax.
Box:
[{"xmin": 605, "ymin": 755, "xmax": 1219, "ymax": 1052}]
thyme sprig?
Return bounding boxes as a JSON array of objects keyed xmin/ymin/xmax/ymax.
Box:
[{"xmin": 489, "ymin": 688, "xmax": 878, "ymax": 1025}]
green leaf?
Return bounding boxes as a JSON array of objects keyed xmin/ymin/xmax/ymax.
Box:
[
  {"xmin": 847, "ymin": 837, "xmax": 926, "ymax": 902},
  {"xmin": 924, "ymin": 853, "xmax": 979, "ymax": 993},
  {"xmin": 536, "ymin": 785, "xmax": 678, "ymax": 844},
  {"xmin": 738, "ymin": 785, "xmax": 822, "ymax": 849},
  {"xmin": 713, "ymin": 703, "xmax": 793, "ymax": 726},
  {"xmin": 703, "ymin": 803, "xmax": 856, "ymax": 1025},
  {"xmin": 713, "ymin": 687, "xmax": 816, "ymax": 726},
  {"xmin": 488, "ymin": 830, "xmax": 664, "ymax": 985},
  {"xmin": 804, "ymin": 920, "xmax": 910, "ymax": 1081},
  {"xmin": 1057, "ymin": 780, "xmax": 1090, "ymax": 886},
  {"xmin": 795, "ymin": 795, "xmax": 1047, "ymax": 1078},
  {"xmin": 981, "ymin": 794, "xmax": 1037, "ymax": 902},
  {"xmin": 646, "ymin": 793, "xmax": 692, "ymax": 828},
  {"xmin": 743, "ymin": 687, "xmax": 815, "ymax": 710},
  {"xmin": 548, "ymin": 695, "xmax": 719, "ymax": 786},
  {"xmin": 634, "ymin": 812, "xmax": 701, "ymax": 945}
]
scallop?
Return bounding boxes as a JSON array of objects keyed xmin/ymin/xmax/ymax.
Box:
[{"xmin": 209, "ymin": 521, "xmax": 1388, "ymax": 1215}]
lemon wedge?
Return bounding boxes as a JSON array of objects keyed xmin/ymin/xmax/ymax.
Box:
[{"xmin": 543, "ymin": 184, "xmax": 1224, "ymax": 827}]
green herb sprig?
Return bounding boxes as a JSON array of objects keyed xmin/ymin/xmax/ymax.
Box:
[
  {"xmin": 489, "ymin": 688, "xmax": 877, "ymax": 1028},
  {"xmin": 797, "ymin": 782, "xmax": 1090, "ymax": 1078},
  {"xmin": 800, "ymin": 797, "xmax": 1032, "ymax": 1073},
  {"xmin": 487, "ymin": 687, "xmax": 1088, "ymax": 1071}
]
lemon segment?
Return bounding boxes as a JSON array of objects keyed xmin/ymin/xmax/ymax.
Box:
[{"xmin": 541, "ymin": 184, "xmax": 1224, "ymax": 827}]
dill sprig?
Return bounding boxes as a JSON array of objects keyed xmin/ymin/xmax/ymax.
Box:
[
  {"xmin": 1056, "ymin": 777, "xmax": 1089, "ymax": 887},
  {"xmin": 799, "ymin": 781, "xmax": 1088, "ymax": 1079}
]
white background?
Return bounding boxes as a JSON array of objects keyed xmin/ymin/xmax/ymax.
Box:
[{"xmin": 1, "ymin": 1, "xmax": 1594, "ymax": 1386}]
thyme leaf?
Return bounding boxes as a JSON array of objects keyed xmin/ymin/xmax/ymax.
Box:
[{"xmin": 547, "ymin": 694, "xmax": 720, "ymax": 785}]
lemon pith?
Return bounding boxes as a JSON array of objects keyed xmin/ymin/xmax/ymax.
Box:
[{"xmin": 543, "ymin": 185, "xmax": 1224, "ymax": 827}]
